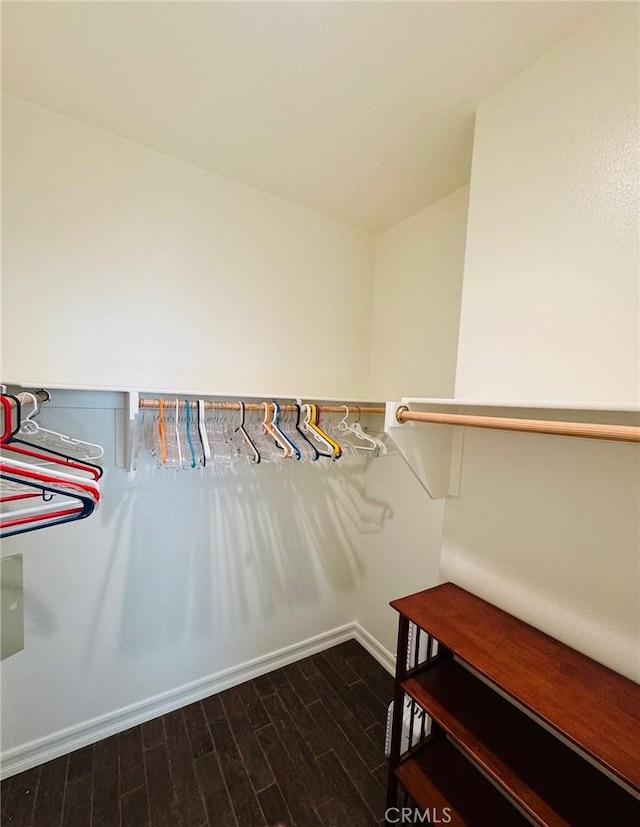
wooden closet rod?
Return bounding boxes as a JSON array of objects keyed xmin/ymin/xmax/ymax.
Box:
[
  {"xmin": 139, "ymin": 399, "xmax": 386, "ymax": 415},
  {"xmin": 4, "ymin": 389, "xmax": 51, "ymax": 407},
  {"xmin": 395, "ymin": 407, "xmax": 640, "ymax": 443}
]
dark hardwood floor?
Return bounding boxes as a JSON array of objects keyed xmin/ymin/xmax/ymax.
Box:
[{"xmin": 1, "ymin": 640, "xmax": 393, "ymax": 827}]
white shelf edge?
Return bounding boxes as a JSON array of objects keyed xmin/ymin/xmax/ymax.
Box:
[
  {"xmin": 5, "ymin": 382, "xmax": 385, "ymax": 408},
  {"xmin": 400, "ymin": 397, "xmax": 640, "ymax": 413}
]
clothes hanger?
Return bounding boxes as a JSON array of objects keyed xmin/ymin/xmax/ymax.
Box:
[
  {"xmin": 1, "ymin": 397, "xmax": 103, "ymax": 480},
  {"xmin": 0, "ymin": 476, "xmax": 41, "ymax": 502},
  {"xmin": 0, "ymin": 456, "xmax": 101, "ymax": 502},
  {"xmin": 234, "ymin": 402, "xmax": 260, "ymax": 464},
  {"xmin": 0, "ymin": 472, "xmax": 96, "ymax": 538},
  {"xmin": 271, "ymin": 402, "xmax": 301, "ymax": 461},
  {"xmin": 173, "ymin": 400, "xmax": 183, "ymax": 468},
  {"xmin": 262, "ymin": 403, "xmax": 290, "ymax": 458},
  {"xmin": 275, "ymin": 404, "xmax": 318, "ymax": 461},
  {"xmin": 1, "ymin": 440, "xmax": 103, "ymax": 480},
  {"xmin": 158, "ymin": 398, "xmax": 168, "ymax": 465},
  {"xmin": 184, "ymin": 400, "xmax": 197, "ymax": 468},
  {"xmin": 197, "ymin": 400, "xmax": 211, "ymax": 466},
  {"xmin": 14, "ymin": 392, "xmax": 105, "ymax": 460},
  {"xmin": 336, "ymin": 406, "xmax": 387, "ymax": 455},
  {"xmin": 0, "ymin": 394, "xmax": 100, "ymax": 494},
  {"xmin": 201, "ymin": 403, "xmax": 232, "ymax": 466},
  {"xmin": 294, "ymin": 405, "xmax": 319, "ymax": 461},
  {"xmin": 0, "ymin": 393, "xmax": 20, "ymax": 443},
  {"xmin": 299, "ymin": 404, "xmax": 334, "ymax": 458},
  {"xmin": 308, "ymin": 404, "xmax": 342, "ymax": 460}
]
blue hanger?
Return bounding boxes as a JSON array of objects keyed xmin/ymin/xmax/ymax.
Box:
[
  {"xmin": 185, "ymin": 400, "xmax": 197, "ymax": 468},
  {"xmin": 271, "ymin": 402, "xmax": 301, "ymax": 460}
]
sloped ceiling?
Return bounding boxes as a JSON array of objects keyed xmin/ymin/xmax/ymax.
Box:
[{"xmin": 2, "ymin": 1, "xmax": 606, "ymax": 231}]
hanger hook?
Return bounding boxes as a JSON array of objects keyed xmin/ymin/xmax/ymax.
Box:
[{"xmin": 17, "ymin": 392, "xmax": 39, "ymax": 422}]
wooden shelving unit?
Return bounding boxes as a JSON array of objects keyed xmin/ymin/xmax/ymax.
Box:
[{"xmin": 386, "ymin": 583, "xmax": 640, "ymax": 826}]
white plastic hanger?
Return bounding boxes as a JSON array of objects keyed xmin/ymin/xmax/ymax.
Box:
[
  {"xmin": 337, "ymin": 406, "xmax": 387, "ymax": 455},
  {"xmin": 17, "ymin": 392, "xmax": 104, "ymax": 460}
]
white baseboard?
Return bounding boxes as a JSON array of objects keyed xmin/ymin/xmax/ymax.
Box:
[
  {"xmin": 2, "ymin": 620, "xmax": 395, "ymax": 779},
  {"xmin": 353, "ymin": 622, "xmax": 396, "ymax": 675},
  {"xmin": 2, "ymin": 622, "xmax": 356, "ymax": 779}
]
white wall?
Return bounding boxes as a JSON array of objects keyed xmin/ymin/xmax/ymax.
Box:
[
  {"xmin": 1, "ymin": 392, "xmax": 375, "ymax": 765},
  {"xmin": 369, "ymin": 187, "xmax": 468, "ymax": 400},
  {"xmin": 455, "ymin": 5, "xmax": 639, "ymax": 404},
  {"xmin": 0, "ymin": 165, "xmax": 470, "ymax": 765},
  {"xmin": 356, "ymin": 188, "xmax": 469, "ymax": 652},
  {"xmin": 0, "ymin": 94, "xmax": 379, "ymax": 770},
  {"xmin": 1, "ymin": 94, "xmax": 375, "ymax": 399},
  {"xmin": 442, "ymin": 6, "xmax": 640, "ymax": 681},
  {"xmin": 442, "ymin": 431, "xmax": 640, "ymax": 681},
  {"xmin": 355, "ymin": 454, "xmax": 444, "ymax": 657}
]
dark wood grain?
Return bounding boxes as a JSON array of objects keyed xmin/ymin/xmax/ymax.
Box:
[
  {"xmin": 261, "ymin": 690, "xmax": 332, "ymax": 809},
  {"xmin": 3, "ymin": 766, "xmax": 40, "ymax": 827},
  {"xmin": 316, "ymin": 750, "xmax": 378, "ymax": 826},
  {"xmin": 163, "ymin": 709, "xmax": 208, "ymax": 826},
  {"xmin": 391, "ymin": 583, "xmax": 640, "ymax": 790},
  {"xmin": 208, "ymin": 714, "xmax": 265, "ymax": 826},
  {"xmin": 117, "ymin": 726, "xmax": 145, "ymax": 795},
  {"xmin": 251, "ymin": 672, "xmax": 276, "ymax": 698},
  {"xmin": 276, "ymin": 683, "xmax": 334, "ymax": 759},
  {"xmin": 141, "ymin": 718, "xmax": 165, "ymax": 752},
  {"xmin": 66, "ymin": 745, "xmax": 94, "ymax": 785},
  {"xmin": 310, "ymin": 692, "xmax": 387, "ymax": 819},
  {"xmin": 256, "ymin": 723, "xmax": 322, "ymax": 827},
  {"xmin": 119, "ymin": 785, "xmax": 150, "ymax": 827},
  {"xmin": 32, "ymin": 757, "xmax": 67, "ymax": 827},
  {"xmin": 280, "ymin": 660, "xmax": 320, "ymax": 706},
  {"xmin": 200, "ymin": 691, "xmax": 224, "ymax": 722},
  {"xmin": 194, "ymin": 752, "xmax": 237, "ymax": 827},
  {"xmin": 220, "ymin": 685, "xmax": 274, "ymax": 792},
  {"xmin": 256, "ymin": 782, "xmax": 294, "ymax": 827},
  {"xmin": 61, "ymin": 775, "xmax": 92, "ymax": 827},
  {"xmin": 182, "ymin": 702, "xmax": 213, "ymax": 759},
  {"xmin": 1, "ymin": 641, "xmax": 389, "ymax": 827},
  {"xmin": 236, "ymin": 679, "xmax": 271, "ymax": 729},
  {"xmin": 346, "ymin": 651, "xmax": 394, "ymax": 706},
  {"xmin": 143, "ymin": 744, "xmax": 174, "ymax": 825},
  {"xmin": 313, "ymin": 652, "xmax": 376, "ymax": 727},
  {"xmin": 91, "ymin": 737, "xmax": 119, "ymax": 827}
]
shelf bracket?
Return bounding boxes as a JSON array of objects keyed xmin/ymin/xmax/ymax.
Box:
[
  {"xmin": 384, "ymin": 402, "xmax": 463, "ymax": 499},
  {"xmin": 125, "ymin": 391, "xmax": 140, "ymax": 472}
]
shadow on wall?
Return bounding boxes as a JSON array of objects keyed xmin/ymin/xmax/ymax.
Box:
[{"xmin": 91, "ymin": 456, "xmax": 393, "ymax": 658}]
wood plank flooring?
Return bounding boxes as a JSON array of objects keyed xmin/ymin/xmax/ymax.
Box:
[{"xmin": 1, "ymin": 641, "xmax": 393, "ymax": 827}]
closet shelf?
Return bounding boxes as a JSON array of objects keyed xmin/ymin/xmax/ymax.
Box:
[
  {"xmin": 403, "ymin": 661, "xmax": 638, "ymax": 826},
  {"xmin": 395, "ymin": 736, "xmax": 530, "ymax": 826},
  {"xmin": 384, "ymin": 397, "xmax": 640, "ymax": 498},
  {"xmin": 6, "ymin": 385, "xmax": 387, "ymax": 472},
  {"xmin": 399, "ymin": 397, "xmax": 640, "ymax": 412},
  {"xmin": 6, "ymin": 381, "xmax": 386, "ymax": 408}
]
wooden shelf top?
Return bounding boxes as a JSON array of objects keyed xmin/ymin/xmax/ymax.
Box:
[{"xmin": 391, "ymin": 583, "xmax": 640, "ymax": 791}]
